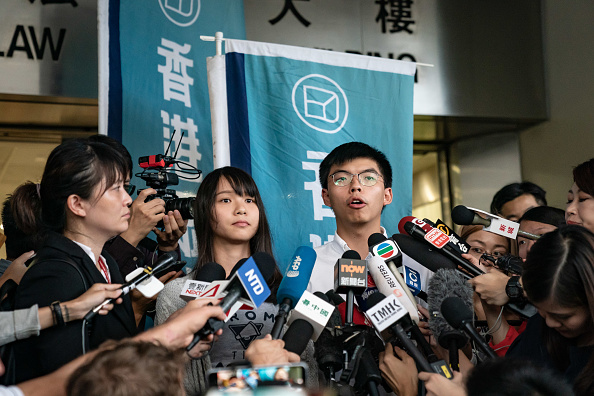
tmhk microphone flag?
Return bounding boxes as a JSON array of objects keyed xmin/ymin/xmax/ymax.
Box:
[
  {"xmin": 208, "ymin": 39, "xmax": 415, "ymax": 270},
  {"xmin": 99, "ymin": 1, "xmax": 245, "ymax": 264}
]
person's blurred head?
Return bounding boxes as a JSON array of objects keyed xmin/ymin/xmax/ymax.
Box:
[
  {"xmin": 566, "ymin": 158, "xmax": 594, "ymax": 233},
  {"xmin": 460, "ymin": 225, "xmax": 510, "ymax": 271},
  {"xmin": 465, "ymin": 358, "xmax": 574, "ymax": 396},
  {"xmin": 490, "ymin": 182, "xmax": 547, "ymax": 221},
  {"xmin": 67, "ymin": 340, "xmax": 185, "ymax": 396},
  {"xmin": 2, "ymin": 191, "xmax": 38, "ymax": 260},
  {"xmin": 517, "ymin": 206, "xmax": 566, "ymax": 259}
]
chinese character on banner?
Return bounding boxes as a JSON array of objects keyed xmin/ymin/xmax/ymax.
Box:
[
  {"xmin": 158, "ymin": 38, "xmax": 194, "ymax": 108},
  {"xmin": 269, "ymin": 0, "xmax": 311, "ymax": 27},
  {"xmin": 507, "ymin": 227, "xmax": 515, "ymax": 234},
  {"xmin": 160, "ymin": 111, "xmax": 202, "ymax": 180},
  {"xmin": 375, "ymin": 0, "xmax": 415, "ymax": 34},
  {"xmin": 302, "ymin": 150, "xmax": 334, "ymax": 221},
  {"xmin": 499, "ymin": 224, "xmax": 507, "ymax": 232}
]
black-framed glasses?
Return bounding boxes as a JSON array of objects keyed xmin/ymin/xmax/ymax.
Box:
[{"xmin": 330, "ymin": 171, "xmax": 384, "ymax": 187}]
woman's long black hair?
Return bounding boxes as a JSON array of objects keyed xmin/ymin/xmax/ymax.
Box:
[
  {"xmin": 191, "ymin": 167, "xmax": 281, "ymax": 302},
  {"xmin": 523, "ymin": 225, "xmax": 594, "ymax": 395}
]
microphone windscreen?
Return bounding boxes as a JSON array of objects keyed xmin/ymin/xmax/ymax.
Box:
[
  {"xmin": 342, "ymin": 250, "xmax": 361, "ymax": 260},
  {"xmin": 398, "ymin": 216, "xmax": 416, "ymax": 235},
  {"xmin": 365, "ymin": 291, "xmax": 386, "ymax": 310},
  {"xmin": 194, "ymin": 262, "xmax": 226, "ymax": 282},
  {"xmin": 368, "ymin": 232, "xmax": 387, "ymax": 248},
  {"xmin": 314, "ymin": 291, "xmax": 331, "ymax": 303},
  {"xmin": 441, "ymin": 296, "xmax": 473, "ymax": 330},
  {"xmin": 427, "ymin": 269, "xmax": 471, "ymax": 346},
  {"xmin": 226, "ymin": 258, "xmax": 248, "ymax": 280},
  {"xmin": 451, "ymin": 205, "xmax": 475, "ymax": 226},
  {"xmin": 276, "ymin": 246, "xmax": 317, "ymax": 307},
  {"xmin": 325, "ymin": 290, "xmax": 345, "ymax": 305},
  {"xmin": 282, "ymin": 319, "xmax": 313, "ymax": 355},
  {"xmin": 392, "ymin": 234, "xmax": 457, "ymax": 272},
  {"xmin": 251, "ymin": 252, "xmax": 278, "ymax": 282}
]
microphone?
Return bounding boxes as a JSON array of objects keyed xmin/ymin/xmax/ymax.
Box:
[
  {"xmin": 282, "ymin": 319, "xmax": 314, "ymax": 355},
  {"xmin": 365, "ymin": 292, "xmax": 450, "ymax": 377},
  {"xmin": 451, "ymin": 205, "xmax": 540, "ymax": 241},
  {"xmin": 271, "ymin": 246, "xmax": 317, "ymax": 339},
  {"xmin": 427, "ymin": 269, "xmax": 472, "ymax": 371},
  {"xmin": 334, "ymin": 250, "xmax": 367, "ymax": 326},
  {"xmin": 441, "ymin": 296, "xmax": 498, "ymax": 359},
  {"xmin": 366, "ymin": 254, "xmax": 419, "ymax": 323},
  {"xmin": 179, "ymin": 262, "xmax": 228, "ymax": 301},
  {"xmin": 354, "ymin": 348, "xmax": 382, "ymax": 396},
  {"xmin": 368, "ymin": 233, "xmax": 419, "ymax": 302},
  {"xmin": 314, "ymin": 298, "xmax": 343, "ymax": 384},
  {"xmin": 285, "ymin": 290, "xmax": 336, "ymax": 341},
  {"xmin": 402, "ymin": 221, "xmax": 484, "ymax": 277},
  {"xmin": 84, "ymin": 251, "xmax": 178, "ymax": 321},
  {"xmin": 186, "ymin": 253, "xmax": 276, "ymax": 351},
  {"xmin": 196, "ymin": 262, "xmax": 227, "ymax": 282},
  {"xmin": 391, "ymin": 234, "xmax": 457, "ymax": 273}
]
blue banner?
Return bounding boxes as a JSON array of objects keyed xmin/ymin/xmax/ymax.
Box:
[
  {"xmin": 105, "ymin": 0, "xmax": 245, "ymax": 262},
  {"xmin": 213, "ymin": 40, "xmax": 415, "ymax": 270}
]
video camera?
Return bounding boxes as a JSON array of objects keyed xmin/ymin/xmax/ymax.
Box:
[{"xmin": 136, "ymin": 132, "xmax": 201, "ymax": 220}]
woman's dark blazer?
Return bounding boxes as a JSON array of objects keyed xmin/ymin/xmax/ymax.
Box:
[{"xmin": 12, "ymin": 232, "xmax": 137, "ymax": 382}]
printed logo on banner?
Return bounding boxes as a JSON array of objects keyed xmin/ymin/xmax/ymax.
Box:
[
  {"xmin": 159, "ymin": 0, "xmax": 201, "ymax": 27},
  {"xmin": 291, "ymin": 74, "xmax": 348, "ymax": 134}
]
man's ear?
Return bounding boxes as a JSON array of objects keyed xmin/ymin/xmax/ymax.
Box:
[
  {"xmin": 66, "ymin": 195, "xmax": 87, "ymax": 218},
  {"xmin": 322, "ymin": 188, "xmax": 332, "ymax": 208},
  {"xmin": 383, "ymin": 187, "xmax": 393, "ymax": 207}
]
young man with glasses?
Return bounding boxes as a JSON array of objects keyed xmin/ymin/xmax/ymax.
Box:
[{"xmin": 307, "ymin": 142, "xmax": 393, "ymax": 294}]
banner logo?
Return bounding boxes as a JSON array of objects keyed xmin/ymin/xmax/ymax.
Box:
[
  {"xmin": 292, "ymin": 74, "xmax": 348, "ymax": 134},
  {"xmin": 159, "ymin": 0, "xmax": 201, "ymax": 27}
]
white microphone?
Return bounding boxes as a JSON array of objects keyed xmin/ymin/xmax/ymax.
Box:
[
  {"xmin": 286, "ymin": 290, "xmax": 336, "ymax": 342},
  {"xmin": 367, "ymin": 255, "xmax": 419, "ymax": 323}
]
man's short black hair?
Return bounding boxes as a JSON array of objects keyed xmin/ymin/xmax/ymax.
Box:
[
  {"xmin": 490, "ymin": 182, "xmax": 547, "ymax": 215},
  {"xmin": 519, "ymin": 206, "xmax": 566, "ymax": 228},
  {"xmin": 319, "ymin": 142, "xmax": 392, "ymax": 189}
]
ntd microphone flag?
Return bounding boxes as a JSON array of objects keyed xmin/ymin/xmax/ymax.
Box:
[
  {"xmin": 225, "ymin": 256, "xmax": 271, "ymax": 308},
  {"xmin": 208, "ymin": 39, "xmax": 416, "ymax": 267}
]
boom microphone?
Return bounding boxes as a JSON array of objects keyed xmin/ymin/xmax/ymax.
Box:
[
  {"xmin": 271, "ymin": 246, "xmax": 317, "ymax": 339},
  {"xmin": 451, "ymin": 205, "xmax": 540, "ymax": 240}
]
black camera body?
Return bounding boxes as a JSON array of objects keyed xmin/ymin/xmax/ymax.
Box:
[{"xmin": 137, "ymin": 154, "xmax": 195, "ymax": 220}]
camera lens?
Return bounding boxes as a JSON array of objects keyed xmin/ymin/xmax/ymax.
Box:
[{"xmin": 165, "ymin": 197, "xmax": 195, "ymax": 220}]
